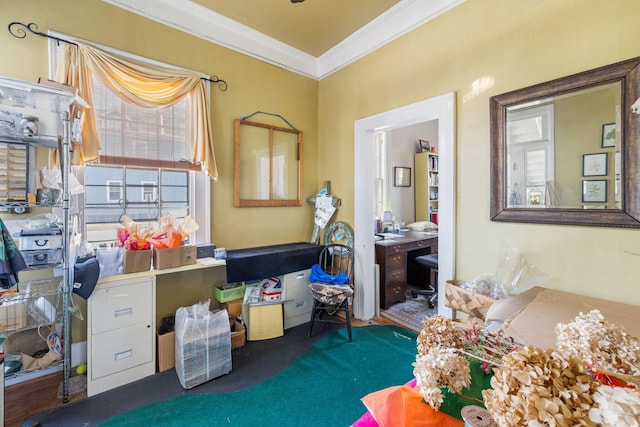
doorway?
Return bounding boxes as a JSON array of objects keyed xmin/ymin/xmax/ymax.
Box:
[{"xmin": 353, "ymin": 93, "xmax": 456, "ymax": 320}]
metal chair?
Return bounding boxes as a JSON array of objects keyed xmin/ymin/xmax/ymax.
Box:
[
  {"xmin": 308, "ymin": 244, "xmax": 354, "ymax": 342},
  {"xmin": 411, "ymin": 253, "xmax": 438, "ymax": 309}
]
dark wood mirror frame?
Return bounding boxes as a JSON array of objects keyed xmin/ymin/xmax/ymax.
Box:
[{"xmin": 490, "ymin": 56, "xmax": 640, "ymax": 227}]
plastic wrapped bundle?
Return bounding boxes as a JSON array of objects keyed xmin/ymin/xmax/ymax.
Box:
[{"xmin": 175, "ymin": 300, "xmax": 232, "ymax": 389}]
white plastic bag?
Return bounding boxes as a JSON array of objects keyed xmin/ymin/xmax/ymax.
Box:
[{"xmin": 175, "ymin": 300, "xmax": 232, "ymax": 389}]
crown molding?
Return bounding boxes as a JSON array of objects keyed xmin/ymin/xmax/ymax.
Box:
[{"xmin": 102, "ymin": 0, "xmax": 464, "ymax": 80}]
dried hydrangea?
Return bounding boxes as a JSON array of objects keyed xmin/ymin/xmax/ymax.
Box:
[
  {"xmin": 417, "ymin": 314, "xmax": 463, "ymax": 356},
  {"xmin": 589, "ymin": 384, "xmax": 640, "ymax": 426},
  {"xmin": 555, "ymin": 309, "xmax": 640, "ymax": 376},
  {"xmin": 413, "ymin": 346, "xmax": 471, "ymax": 410},
  {"xmin": 482, "ymin": 346, "xmax": 598, "ymax": 426}
]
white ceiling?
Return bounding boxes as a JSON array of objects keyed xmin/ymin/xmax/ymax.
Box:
[{"xmin": 102, "ymin": 0, "xmax": 464, "ymax": 79}]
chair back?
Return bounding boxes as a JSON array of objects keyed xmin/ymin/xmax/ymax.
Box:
[{"xmin": 318, "ymin": 244, "xmax": 354, "ymax": 285}]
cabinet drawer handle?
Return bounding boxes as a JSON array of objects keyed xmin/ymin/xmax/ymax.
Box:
[
  {"xmin": 114, "ymin": 307, "xmax": 133, "ymax": 318},
  {"xmin": 393, "ymin": 287, "xmax": 401, "ymax": 294},
  {"xmin": 114, "ymin": 349, "xmax": 133, "ymax": 360},
  {"xmin": 416, "ymin": 241, "xmax": 424, "ymax": 247},
  {"xmin": 392, "ymin": 271, "xmax": 401, "ymax": 279},
  {"xmin": 392, "ymin": 255, "xmax": 402, "ymax": 262}
]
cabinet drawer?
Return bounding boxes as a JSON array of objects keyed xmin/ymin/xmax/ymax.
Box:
[
  {"xmin": 283, "ymin": 283, "xmax": 313, "ymax": 319},
  {"xmin": 91, "ymin": 322, "xmax": 153, "ymax": 380},
  {"xmin": 385, "ymin": 266, "xmax": 406, "ymax": 284},
  {"xmin": 385, "ymin": 252, "xmax": 406, "ymax": 268},
  {"xmin": 282, "ymin": 269, "xmax": 311, "ymax": 296},
  {"xmin": 91, "ymin": 278, "xmax": 153, "ymax": 335}
]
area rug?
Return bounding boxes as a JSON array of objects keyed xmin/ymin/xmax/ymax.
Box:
[
  {"xmin": 100, "ymin": 325, "xmax": 418, "ymax": 427},
  {"xmin": 381, "ymin": 294, "xmax": 437, "ymax": 332}
]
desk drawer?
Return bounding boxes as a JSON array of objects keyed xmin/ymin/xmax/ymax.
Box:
[
  {"xmin": 91, "ymin": 278, "xmax": 153, "ymax": 335},
  {"xmin": 384, "ymin": 282, "xmax": 406, "ymax": 307},
  {"xmin": 385, "ymin": 252, "xmax": 406, "ymax": 268},
  {"xmin": 407, "ymin": 238, "xmax": 437, "ymax": 251},
  {"xmin": 385, "ymin": 266, "xmax": 406, "ymax": 284}
]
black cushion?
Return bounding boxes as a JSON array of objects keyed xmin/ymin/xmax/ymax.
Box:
[{"xmin": 415, "ymin": 253, "xmax": 438, "ymax": 270}]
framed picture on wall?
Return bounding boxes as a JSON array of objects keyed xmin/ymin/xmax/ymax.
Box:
[
  {"xmin": 582, "ymin": 152, "xmax": 608, "ymax": 176},
  {"xmin": 582, "ymin": 179, "xmax": 607, "ymax": 203},
  {"xmin": 601, "ymin": 123, "xmax": 616, "ymax": 148},
  {"xmin": 418, "ymin": 139, "xmax": 430, "ymax": 153},
  {"xmin": 394, "ymin": 166, "xmax": 411, "ymax": 187}
]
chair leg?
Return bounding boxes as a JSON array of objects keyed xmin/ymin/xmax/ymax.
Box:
[
  {"xmin": 344, "ymin": 300, "xmax": 352, "ymax": 342},
  {"xmin": 308, "ymin": 301, "xmax": 318, "ymax": 338}
]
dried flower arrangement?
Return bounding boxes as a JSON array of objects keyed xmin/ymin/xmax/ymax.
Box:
[{"xmin": 413, "ymin": 310, "xmax": 640, "ymax": 426}]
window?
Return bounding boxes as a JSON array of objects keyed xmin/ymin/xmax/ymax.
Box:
[
  {"xmin": 50, "ymin": 39, "xmax": 211, "ymax": 246},
  {"xmin": 507, "ymin": 105, "xmax": 555, "ymax": 207}
]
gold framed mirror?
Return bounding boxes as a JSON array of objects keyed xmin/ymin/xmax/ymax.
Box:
[
  {"xmin": 234, "ymin": 119, "xmax": 303, "ymax": 207},
  {"xmin": 490, "ymin": 56, "xmax": 640, "ymax": 227}
]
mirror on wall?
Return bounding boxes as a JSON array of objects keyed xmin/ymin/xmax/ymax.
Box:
[
  {"xmin": 490, "ymin": 56, "xmax": 640, "ymax": 227},
  {"xmin": 234, "ymin": 119, "xmax": 303, "ymax": 207}
]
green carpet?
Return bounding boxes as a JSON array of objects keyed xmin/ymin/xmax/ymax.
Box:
[{"xmin": 100, "ymin": 325, "xmax": 418, "ymax": 427}]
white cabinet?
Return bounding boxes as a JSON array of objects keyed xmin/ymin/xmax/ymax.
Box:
[
  {"xmin": 281, "ymin": 269, "xmax": 313, "ymax": 329},
  {"xmin": 87, "ymin": 276, "xmax": 156, "ymax": 396}
]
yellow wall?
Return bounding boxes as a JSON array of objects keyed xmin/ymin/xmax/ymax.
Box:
[
  {"xmin": 1, "ymin": 0, "xmax": 319, "ymax": 250},
  {"xmin": 318, "ymin": 0, "xmax": 640, "ymax": 306},
  {"xmin": 3, "ymin": 0, "xmax": 640, "ymax": 310}
]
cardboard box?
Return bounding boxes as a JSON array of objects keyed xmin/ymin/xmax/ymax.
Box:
[
  {"xmin": 153, "ymin": 247, "xmax": 182, "ymax": 270},
  {"xmin": 221, "ymin": 298, "xmax": 243, "ymax": 317},
  {"xmin": 157, "ymin": 329, "xmax": 176, "ymax": 372},
  {"xmin": 181, "ymin": 245, "xmax": 197, "ymax": 265},
  {"xmin": 231, "ymin": 320, "xmax": 246, "ymax": 349},
  {"xmin": 123, "ymin": 249, "xmax": 152, "ymax": 273}
]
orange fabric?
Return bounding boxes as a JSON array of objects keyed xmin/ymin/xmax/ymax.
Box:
[{"xmin": 362, "ymin": 386, "xmax": 464, "ymax": 427}]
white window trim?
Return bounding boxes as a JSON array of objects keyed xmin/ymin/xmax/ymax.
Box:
[{"xmin": 106, "ymin": 179, "xmax": 123, "ymax": 203}]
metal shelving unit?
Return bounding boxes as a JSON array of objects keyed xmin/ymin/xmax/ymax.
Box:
[{"xmin": 0, "ymin": 76, "xmax": 86, "ymax": 403}]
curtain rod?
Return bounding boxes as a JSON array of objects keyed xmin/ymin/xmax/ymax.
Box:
[{"xmin": 7, "ymin": 21, "xmax": 228, "ymax": 91}]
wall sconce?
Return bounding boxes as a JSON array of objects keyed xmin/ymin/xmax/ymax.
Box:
[{"xmin": 632, "ymin": 97, "xmax": 640, "ymax": 115}]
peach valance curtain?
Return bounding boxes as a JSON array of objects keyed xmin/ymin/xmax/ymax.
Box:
[{"xmin": 54, "ymin": 43, "xmax": 218, "ymax": 179}]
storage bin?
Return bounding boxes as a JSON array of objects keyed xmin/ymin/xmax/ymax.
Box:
[
  {"xmin": 18, "ymin": 233, "xmax": 63, "ymax": 250},
  {"xmin": 444, "ymin": 280, "xmax": 496, "ymax": 321},
  {"xmin": 213, "ymin": 282, "xmax": 246, "ymax": 303},
  {"xmin": 21, "ymin": 248, "xmax": 62, "ymax": 266}
]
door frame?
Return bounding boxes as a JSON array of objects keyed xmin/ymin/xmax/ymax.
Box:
[{"xmin": 353, "ymin": 93, "xmax": 456, "ymax": 320}]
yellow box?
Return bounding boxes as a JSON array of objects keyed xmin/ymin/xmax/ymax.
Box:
[
  {"xmin": 242, "ymin": 302, "xmax": 284, "ymax": 341},
  {"xmin": 123, "ymin": 249, "xmax": 152, "ymax": 273}
]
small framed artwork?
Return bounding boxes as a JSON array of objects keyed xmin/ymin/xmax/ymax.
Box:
[
  {"xmin": 582, "ymin": 152, "xmax": 608, "ymax": 176},
  {"xmin": 394, "ymin": 166, "xmax": 411, "ymax": 187},
  {"xmin": 582, "ymin": 179, "xmax": 607, "ymax": 203},
  {"xmin": 418, "ymin": 139, "xmax": 430, "ymax": 153},
  {"xmin": 601, "ymin": 123, "xmax": 616, "ymax": 148}
]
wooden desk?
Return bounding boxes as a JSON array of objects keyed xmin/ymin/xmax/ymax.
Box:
[{"xmin": 375, "ymin": 231, "xmax": 438, "ymax": 309}]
